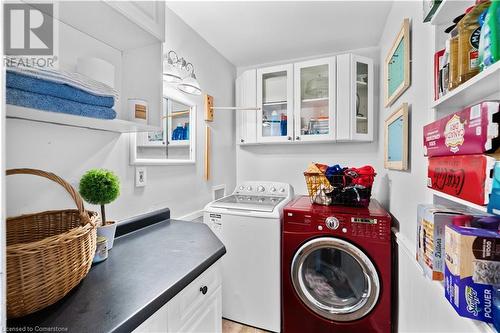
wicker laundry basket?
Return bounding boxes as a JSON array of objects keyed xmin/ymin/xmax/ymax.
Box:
[{"xmin": 6, "ymin": 168, "xmax": 98, "ymax": 318}]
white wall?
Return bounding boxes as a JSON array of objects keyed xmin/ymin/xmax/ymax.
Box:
[
  {"xmin": 377, "ymin": 2, "xmax": 485, "ymax": 333},
  {"xmin": 5, "ymin": 6, "xmax": 236, "ymax": 221},
  {"xmin": 236, "ymin": 47, "xmax": 380, "ymax": 193}
]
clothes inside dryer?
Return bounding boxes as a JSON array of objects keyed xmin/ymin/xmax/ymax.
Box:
[{"xmin": 301, "ymin": 247, "xmax": 367, "ymax": 309}]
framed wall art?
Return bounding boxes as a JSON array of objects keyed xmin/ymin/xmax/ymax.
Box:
[
  {"xmin": 384, "ymin": 103, "xmax": 409, "ymax": 170},
  {"xmin": 384, "ymin": 18, "xmax": 411, "ymax": 107}
]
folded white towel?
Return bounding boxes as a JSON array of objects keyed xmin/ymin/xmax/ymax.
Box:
[{"xmin": 7, "ymin": 64, "xmax": 119, "ymax": 100}]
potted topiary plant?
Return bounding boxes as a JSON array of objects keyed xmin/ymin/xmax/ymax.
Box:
[{"xmin": 79, "ymin": 168, "xmax": 120, "ymax": 249}]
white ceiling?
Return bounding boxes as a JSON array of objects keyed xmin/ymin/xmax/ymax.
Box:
[{"xmin": 167, "ymin": 1, "xmax": 393, "ymax": 67}]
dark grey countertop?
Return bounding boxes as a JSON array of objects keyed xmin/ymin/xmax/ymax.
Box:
[{"xmin": 8, "ymin": 218, "xmax": 226, "ymax": 333}]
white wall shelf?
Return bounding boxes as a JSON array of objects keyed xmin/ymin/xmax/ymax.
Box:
[
  {"xmin": 429, "ymin": 0, "xmax": 474, "ymax": 26},
  {"xmin": 431, "ymin": 61, "xmax": 500, "ymax": 110},
  {"xmin": 168, "ymin": 140, "xmax": 190, "ymax": 147},
  {"xmin": 430, "ymin": 189, "xmax": 487, "ymax": 212},
  {"xmin": 6, "ymin": 105, "xmax": 161, "ymax": 133}
]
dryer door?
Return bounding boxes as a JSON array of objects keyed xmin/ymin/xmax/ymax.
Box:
[{"xmin": 291, "ymin": 237, "xmax": 380, "ymax": 322}]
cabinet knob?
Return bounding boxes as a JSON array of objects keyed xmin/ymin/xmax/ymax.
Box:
[
  {"xmin": 296, "ymin": 136, "xmax": 300, "ymax": 140},
  {"xmin": 240, "ymin": 139, "xmax": 245, "ymax": 143},
  {"xmin": 287, "ymin": 136, "xmax": 292, "ymax": 141},
  {"xmin": 200, "ymin": 286, "xmax": 208, "ymax": 295}
]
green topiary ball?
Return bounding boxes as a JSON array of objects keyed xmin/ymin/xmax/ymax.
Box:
[{"xmin": 79, "ymin": 169, "xmax": 120, "ymax": 205}]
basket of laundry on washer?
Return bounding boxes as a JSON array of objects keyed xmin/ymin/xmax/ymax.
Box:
[{"xmin": 304, "ymin": 163, "xmax": 376, "ymax": 207}]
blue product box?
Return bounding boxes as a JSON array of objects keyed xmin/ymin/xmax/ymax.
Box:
[
  {"xmin": 444, "ymin": 225, "xmax": 500, "ymax": 323},
  {"xmin": 445, "ymin": 265, "xmax": 494, "ymax": 323},
  {"xmin": 488, "ymin": 161, "xmax": 500, "ymax": 215}
]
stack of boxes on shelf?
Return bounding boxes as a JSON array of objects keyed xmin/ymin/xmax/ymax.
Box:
[
  {"xmin": 424, "ymin": 101, "xmax": 500, "ymax": 207},
  {"xmin": 421, "ymin": 100, "xmax": 500, "ymax": 326},
  {"xmin": 417, "ymin": 202, "xmax": 500, "ymax": 325},
  {"xmin": 422, "ymin": 0, "xmax": 500, "ymax": 329}
]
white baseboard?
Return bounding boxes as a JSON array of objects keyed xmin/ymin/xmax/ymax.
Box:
[{"xmin": 176, "ymin": 210, "xmax": 203, "ymax": 221}]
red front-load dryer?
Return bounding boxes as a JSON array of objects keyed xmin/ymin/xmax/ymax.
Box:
[{"xmin": 282, "ymin": 196, "xmax": 392, "ymax": 333}]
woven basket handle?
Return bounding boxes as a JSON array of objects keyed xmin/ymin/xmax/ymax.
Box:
[{"xmin": 6, "ymin": 168, "xmax": 90, "ymax": 224}]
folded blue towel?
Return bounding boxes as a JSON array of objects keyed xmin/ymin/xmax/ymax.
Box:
[
  {"xmin": 6, "ymin": 71, "xmax": 114, "ymax": 108},
  {"xmin": 7, "ymin": 88, "xmax": 116, "ymax": 120}
]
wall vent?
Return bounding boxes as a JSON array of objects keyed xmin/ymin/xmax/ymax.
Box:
[{"xmin": 212, "ymin": 185, "xmax": 226, "ymax": 200}]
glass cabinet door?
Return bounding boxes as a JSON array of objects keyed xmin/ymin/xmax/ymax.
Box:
[
  {"xmin": 256, "ymin": 64, "xmax": 294, "ymax": 143},
  {"xmin": 294, "ymin": 57, "xmax": 335, "ymax": 142},
  {"xmin": 352, "ymin": 55, "xmax": 373, "ymax": 141}
]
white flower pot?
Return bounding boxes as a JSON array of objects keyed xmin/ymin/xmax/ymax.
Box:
[{"xmin": 97, "ymin": 221, "xmax": 117, "ymax": 250}]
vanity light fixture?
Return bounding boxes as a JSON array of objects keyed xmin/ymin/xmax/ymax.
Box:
[
  {"xmin": 163, "ymin": 51, "xmax": 182, "ymax": 83},
  {"xmin": 164, "ymin": 50, "xmax": 202, "ymax": 95},
  {"xmin": 177, "ymin": 63, "xmax": 202, "ymax": 96}
]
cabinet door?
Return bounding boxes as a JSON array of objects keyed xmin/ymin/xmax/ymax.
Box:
[
  {"xmin": 167, "ymin": 262, "xmax": 222, "ymax": 333},
  {"xmin": 236, "ymin": 69, "xmax": 257, "ymax": 145},
  {"xmin": 132, "ymin": 303, "xmax": 168, "ymax": 333},
  {"xmin": 176, "ymin": 286, "xmax": 222, "ymax": 333},
  {"xmin": 351, "ymin": 55, "xmax": 373, "ymax": 141},
  {"xmin": 336, "ymin": 54, "xmax": 374, "ymax": 142},
  {"xmin": 107, "ymin": 1, "xmax": 165, "ymax": 42},
  {"xmin": 256, "ymin": 65, "xmax": 294, "ymax": 143},
  {"xmin": 294, "ymin": 57, "xmax": 336, "ymax": 142}
]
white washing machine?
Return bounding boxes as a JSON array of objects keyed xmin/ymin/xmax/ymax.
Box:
[{"xmin": 203, "ymin": 181, "xmax": 294, "ymax": 333}]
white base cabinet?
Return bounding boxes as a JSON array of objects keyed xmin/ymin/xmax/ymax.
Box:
[{"xmin": 133, "ymin": 261, "xmax": 222, "ymax": 333}]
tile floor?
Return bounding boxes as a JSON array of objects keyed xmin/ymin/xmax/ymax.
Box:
[{"xmin": 222, "ymin": 319, "xmax": 269, "ymax": 333}]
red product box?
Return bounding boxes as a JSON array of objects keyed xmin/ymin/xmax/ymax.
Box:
[
  {"xmin": 427, "ymin": 154, "xmax": 495, "ymax": 205},
  {"xmin": 424, "ymin": 101, "xmax": 500, "ymax": 157}
]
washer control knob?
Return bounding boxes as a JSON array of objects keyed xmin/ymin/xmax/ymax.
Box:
[
  {"xmin": 325, "ymin": 217, "xmax": 340, "ymax": 230},
  {"xmin": 279, "ymin": 188, "xmax": 286, "ymax": 193},
  {"xmin": 257, "ymin": 185, "xmax": 265, "ymax": 192},
  {"xmin": 239, "ymin": 186, "xmax": 244, "ymax": 190},
  {"xmin": 270, "ymin": 187, "xmax": 277, "ymax": 192},
  {"xmin": 247, "ymin": 186, "xmax": 253, "ymax": 191}
]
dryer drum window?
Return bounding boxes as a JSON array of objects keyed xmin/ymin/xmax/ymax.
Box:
[{"xmin": 291, "ymin": 237, "xmax": 380, "ymax": 322}]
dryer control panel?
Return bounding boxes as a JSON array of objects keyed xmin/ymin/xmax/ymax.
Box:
[
  {"xmin": 350, "ymin": 217, "xmax": 390, "ymax": 241},
  {"xmin": 283, "ymin": 196, "xmax": 391, "ymax": 242}
]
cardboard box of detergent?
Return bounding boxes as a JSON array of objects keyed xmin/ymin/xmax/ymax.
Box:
[
  {"xmin": 444, "ymin": 225, "xmax": 500, "ymax": 323},
  {"xmin": 417, "ymin": 204, "xmax": 470, "ymax": 281}
]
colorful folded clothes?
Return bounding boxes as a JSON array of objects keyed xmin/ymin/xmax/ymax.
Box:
[
  {"xmin": 6, "ymin": 71, "xmax": 114, "ymax": 108},
  {"xmin": 7, "ymin": 88, "xmax": 116, "ymax": 120}
]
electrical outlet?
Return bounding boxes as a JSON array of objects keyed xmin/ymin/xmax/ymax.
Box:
[{"xmin": 135, "ymin": 167, "xmax": 147, "ymax": 187}]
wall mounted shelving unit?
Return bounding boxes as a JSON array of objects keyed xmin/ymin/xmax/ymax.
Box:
[
  {"xmin": 6, "ymin": 1, "xmax": 165, "ymax": 134},
  {"xmin": 428, "ymin": 1, "xmax": 499, "ymax": 332},
  {"xmin": 6, "ymin": 106, "xmax": 161, "ymax": 134}
]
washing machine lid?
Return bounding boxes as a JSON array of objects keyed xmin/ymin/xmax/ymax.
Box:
[
  {"xmin": 209, "ymin": 195, "xmax": 285, "ymax": 212},
  {"xmin": 291, "ymin": 237, "xmax": 380, "ymax": 322}
]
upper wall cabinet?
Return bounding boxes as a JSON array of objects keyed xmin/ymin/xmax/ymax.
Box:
[
  {"xmin": 236, "ymin": 69, "xmax": 257, "ymax": 144},
  {"xmin": 106, "ymin": 1, "xmax": 165, "ymax": 42},
  {"xmin": 236, "ymin": 53, "xmax": 374, "ymax": 145},
  {"xmin": 256, "ymin": 65, "xmax": 294, "ymax": 143},
  {"xmin": 294, "ymin": 57, "xmax": 336, "ymax": 142},
  {"xmin": 336, "ymin": 54, "xmax": 374, "ymax": 142}
]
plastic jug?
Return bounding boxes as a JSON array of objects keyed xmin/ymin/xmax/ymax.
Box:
[
  {"xmin": 457, "ymin": 1, "xmax": 491, "ymax": 84},
  {"xmin": 172, "ymin": 123, "xmax": 183, "ymax": 140},
  {"xmin": 270, "ymin": 111, "xmax": 281, "ymax": 136}
]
